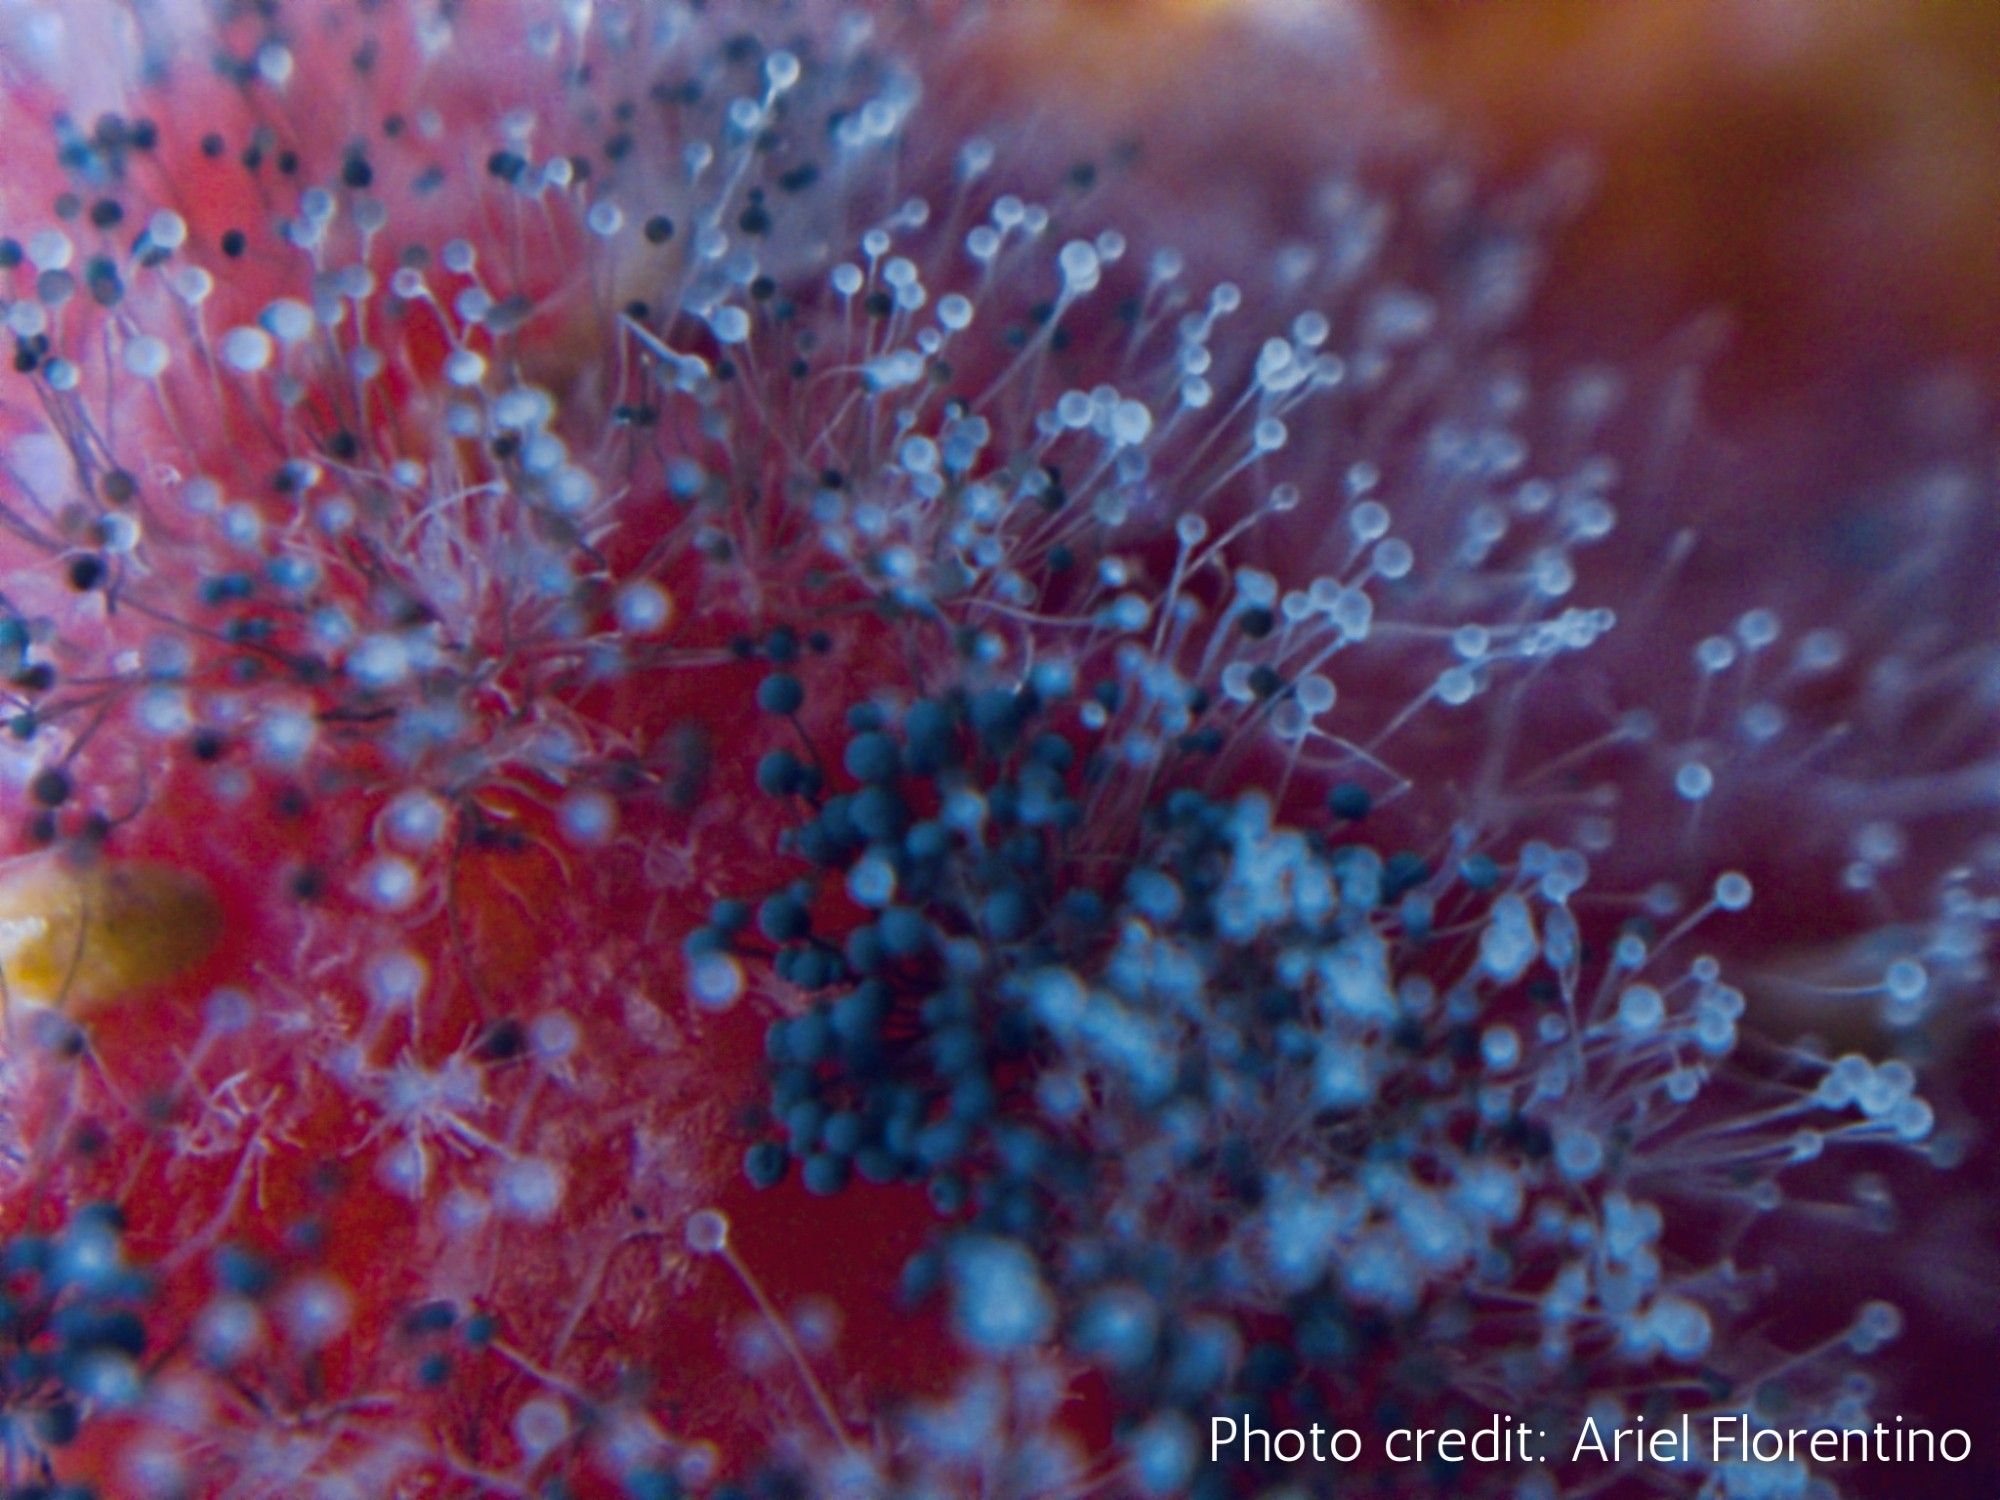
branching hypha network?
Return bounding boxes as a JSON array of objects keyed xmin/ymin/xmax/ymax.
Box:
[{"xmin": 0, "ymin": 2, "xmax": 1993, "ymax": 1498}]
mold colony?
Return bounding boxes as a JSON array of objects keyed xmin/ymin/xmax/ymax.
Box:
[{"xmin": 0, "ymin": 2, "xmax": 1992, "ymax": 1497}]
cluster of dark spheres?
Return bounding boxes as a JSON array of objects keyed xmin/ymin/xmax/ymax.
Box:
[{"xmin": 0, "ymin": 1205, "xmax": 152, "ymax": 1500}]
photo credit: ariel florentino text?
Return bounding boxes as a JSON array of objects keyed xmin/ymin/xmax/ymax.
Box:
[{"xmin": 1209, "ymin": 1414, "xmax": 1975, "ymax": 1467}]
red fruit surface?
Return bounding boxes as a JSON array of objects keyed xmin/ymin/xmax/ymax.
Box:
[{"xmin": 0, "ymin": 3, "xmax": 1993, "ymax": 1498}]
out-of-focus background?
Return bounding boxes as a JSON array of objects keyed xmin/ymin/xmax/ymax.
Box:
[
  {"xmin": 1384, "ymin": 0, "xmax": 2000, "ymax": 395},
  {"xmin": 1001, "ymin": 0, "xmax": 2000, "ymax": 394}
]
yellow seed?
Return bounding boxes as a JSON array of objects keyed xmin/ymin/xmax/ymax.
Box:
[{"xmin": 0, "ymin": 853, "xmax": 222, "ymax": 1013}]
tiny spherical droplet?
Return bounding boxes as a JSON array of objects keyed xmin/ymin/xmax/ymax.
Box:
[
  {"xmin": 281, "ymin": 1276, "xmax": 353, "ymax": 1350},
  {"xmin": 495, "ymin": 1157, "xmax": 565, "ymax": 1222},
  {"xmin": 689, "ymin": 951, "xmax": 745, "ymax": 1011},
  {"xmin": 1714, "ymin": 872, "xmax": 1753, "ymax": 910},
  {"xmin": 614, "ymin": 580, "xmax": 673, "ymax": 634},
  {"xmin": 558, "ymin": 788, "xmax": 616, "ymax": 847},
  {"xmin": 1675, "ymin": 762, "xmax": 1715, "ymax": 801},
  {"xmin": 220, "ymin": 327, "xmax": 273, "ymax": 373},
  {"xmin": 360, "ymin": 856, "xmax": 420, "ymax": 911},
  {"xmin": 685, "ymin": 1208, "xmax": 729, "ymax": 1255},
  {"xmin": 259, "ymin": 298, "xmax": 314, "ymax": 343},
  {"xmin": 123, "ymin": 335, "xmax": 169, "ymax": 379},
  {"xmin": 443, "ymin": 348, "xmax": 487, "ymax": 386}
]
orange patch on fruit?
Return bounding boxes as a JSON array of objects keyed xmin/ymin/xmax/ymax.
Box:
[{"xmin": 0, "ymin": 853, "xmax": 222, "ymax": 1013}]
